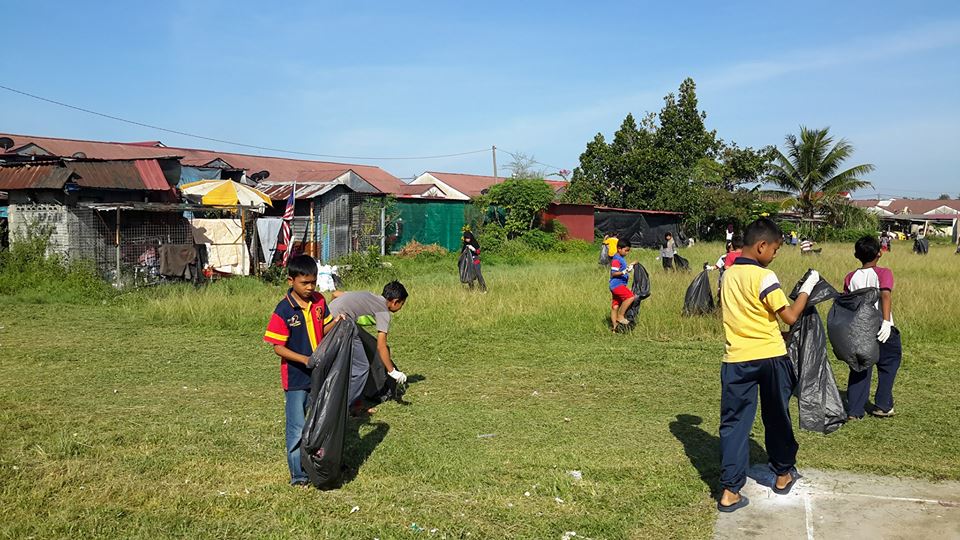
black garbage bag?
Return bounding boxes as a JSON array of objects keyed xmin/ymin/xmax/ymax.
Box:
[
  {"xmin": 913, "ymin": 237, "xmax": 929, "ymax": 254},
  {"xmin": 827, "ymin": 287, "xmax": 881, "ymax": 372},
  {"xmin": 300, "ymin": 320, "xmax": 357, "ymax": 489},
  {"xmin": 786, "ymin": 270, "xmax": 845, "ymax": 434},
  {"xmin": 673, "ymin": 254, "xmax": 690, "ymax": 271},
  {"xmin": 458, "ymin": 248, "xmax": 477, "ymax": 283},
  {"xmin": 683, "ymin": 269, "xmax": 716, "ymax": 316},
  {"xmin": 357, "ymin": 328, "xmax": 407, "ymax": 403},
  {"xmin": 624, "ymin": 263, "xmax": 651, "ymax": 324}
]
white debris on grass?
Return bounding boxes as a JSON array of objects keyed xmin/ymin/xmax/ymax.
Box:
[
  {"xmin": 531, "ymin": 391, "xmax": 540, "ymax": 397},
  {"xmin": 554, "ymin": 497, "xmax": 565, "ymax": 504},
  {"xmin": 477, "ymin": 433, "xmax": 495, "ymax": 439},
  {"xmin": 568, "ymin": 470, "xmax": 583, "ymax": 481},
  {"xmin": 524, "ymin": 491, "xmax": 531, "ymax": 497},
  {"xmin": 350, "ymin": 506, "xmax": 360, "ymax": 514}
]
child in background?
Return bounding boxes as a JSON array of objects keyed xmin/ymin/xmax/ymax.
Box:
[
  {"xmin": 609, "ymin": 239, "xmax": 637, "ymax": 331},
  {"xmin": 660, "ymin": 232, "xmax": 677, "ymax": 271},
  {"xmin": 845, "ymin": 236, "xmax": 901, "ymax": 419},
  {"xmin": 602, "ymin": 233, "xmax": 619, "ymax": 262},
  {"xmin": 461, "ymin": 231, "xmax": 487, "ymax": 292},
  {"xmin": 717, "ymin": 218, "xmax": 819, "ymax": 512},
  {"xmin": 263, "ymin": 255, "xmax": 344, "ymax": 486}
]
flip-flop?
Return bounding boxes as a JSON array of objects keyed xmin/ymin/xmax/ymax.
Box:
[
  {"xmin": 717, "ymin": 495, "xmax": 749, "ymax": 513},
  {"xmin": 772, "ymin": 470, "xmax": 801, "ymax": 495}
]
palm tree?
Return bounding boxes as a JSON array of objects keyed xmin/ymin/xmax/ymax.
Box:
[{"xmin": 766, "ymin": 127, "xmax": 874, "ymax": 219}]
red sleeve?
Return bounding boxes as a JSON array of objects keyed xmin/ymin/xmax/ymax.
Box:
[
  {"xmin": 611, "ymin": 259, "xmax": 623, "ymax": 271},
  {"xmin": 843, "ymin": 271, "xmax": 853, "ymax": 293},
  {"xmin": 876, "ymin": 268, "xmax": 894, "ymax": 291},
  {"xmin": 264, "ymin": 313, "xmax": 289, "ymax": 345}
]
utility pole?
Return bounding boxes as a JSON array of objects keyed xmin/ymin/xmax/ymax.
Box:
[{"xmin": 491, "ymin": 145, "xmax": 498, "ymax": 181}]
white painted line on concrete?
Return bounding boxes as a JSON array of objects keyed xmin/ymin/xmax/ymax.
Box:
[
  {"xmin": 804, "ymin": 492, "xmax": 815, "ymax": 540},
  {"xmin": 821, "ymin": 492, "xmax": 959, "ymax": 506}
]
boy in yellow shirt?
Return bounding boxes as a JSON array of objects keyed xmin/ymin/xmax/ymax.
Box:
[{"xmin": 717, "ymin": 218, "xmax": 819, "ymax": 512}]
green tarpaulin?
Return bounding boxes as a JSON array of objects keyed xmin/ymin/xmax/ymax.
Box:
[{"xmin": 392, "ymin": 200, "xmax": 467, "ymax": 252}]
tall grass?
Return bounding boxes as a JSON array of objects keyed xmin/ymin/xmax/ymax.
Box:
[{"xmin": 1, "ymin": 239, "xmax": 957, "ymax": 539}]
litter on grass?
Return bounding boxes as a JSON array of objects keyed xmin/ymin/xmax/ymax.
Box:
[
  {"xmin": 350, "ymin": 506, "xmax": 360, "ymax": 513},
  {"xmin": 568, "ymin": 470, "xmax": 583, "ymax": 481},
  {"xmin": 477, "ymin": 433, "xmax": 496, "ymax": 439}
]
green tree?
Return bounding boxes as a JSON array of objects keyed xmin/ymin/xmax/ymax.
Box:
[
  {"xmin": 484, "ymin": 178, "xmax": 555, "ymax": 238},
  {"xmin": 938, "ymin": 193, "xmax": 951, "ymax": 200},
  {"xmin": 766, "ymin": 126, "xmax": 874, "ymax": 219}
]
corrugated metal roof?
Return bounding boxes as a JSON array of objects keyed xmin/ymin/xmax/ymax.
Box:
[
  {"xmin": 594, "ymin": 206, "xmax": 684, "ymax": 215},
  {"xmin": 0, "ymin": 163, "xmax": 75, "ymax": 189},
  {"xmin": 0, "ymin": 132, "xmax": 406, "ymax": 193},
  {"xmin": 257, "ymin": 182, "xmax": 339, "ymax": 200},
  {"xmin": 0, "ymin": 159, "xmax": 172, "ymax": 191}
]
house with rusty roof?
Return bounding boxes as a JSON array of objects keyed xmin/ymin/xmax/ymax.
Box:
[{"xmin": 410, "ymin": 171, "xmax": 567, "ymax": 201}]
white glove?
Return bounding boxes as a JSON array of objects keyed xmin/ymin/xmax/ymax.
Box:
[
  {"xmin": 622, "ymin": 266, "xmax": 631, "ymax": 274},
  {"xmin": 878, "ymin": 320, "xmax": 893, "ymax": 343},
  {"xmin": 388, "ymin": 369, "xmax": 407, "ymax": 385},
  {"xmin": 798, "ymin": 270, "xmax": 820, "ymax": 296}
]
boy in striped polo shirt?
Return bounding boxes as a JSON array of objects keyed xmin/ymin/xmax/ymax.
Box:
[{"xmin": 717, "ymin": 218, "xmax": 820, "ymax": 512}]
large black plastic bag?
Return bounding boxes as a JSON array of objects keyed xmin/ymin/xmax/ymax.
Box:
[
  {"xmin": 683, "ymin": 269, "xmax": 716, "ymax": 316},
  {"xmin": 624, "ymin": 263, "xmax": 650, "ymax": 323},
  {"xmin": 913, "ymin": 237, "xmax": 929, "ymax": 254},
  {"xmin": 673, "ymin": 254, "xmax": 690, "ymax": 271},
  {"xmin": 458, "ymin": 248, "xmax": 477, "ymax": 283},
  {"xmin": 827, "ymin": 287, "xmax": 881, "ymax": 372},
  {"xmin": 300, "ymin": 320, "xmax": 357, "ymax": 489},
  {"xmin": 786, "ymin": 270, "xmax": 845, "ymax": 434}
]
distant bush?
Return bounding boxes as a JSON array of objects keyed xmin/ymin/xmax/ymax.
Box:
[
  {"xmin": 820, "ymin": 226, "xmax": 879, "ymax": 243},
  {"xmin": 478, "ymin": 224, "xmax": 508, "ymax": 253},
  {"xmin": 553, "ymin": 239, "xmax": 593, "ymax": 253},
  {"xmin": 337, "ymin": 246, "xmax": 396, "ymax": 285},
  {"xmin": 518, "ymin": 229, "xmax": 558, "ymax": 251},
  {"xmin": 540, "ymin": 219, "xmax": 569, "ymax": 240},
  {"xmin": 0, "ymin": 222, "xmax": 114, "ymax": 303}
]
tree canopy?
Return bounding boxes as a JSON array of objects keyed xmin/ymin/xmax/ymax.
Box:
[{"xmin": 564, "ymin": 78, "xmax": 773, "ymax": 234}]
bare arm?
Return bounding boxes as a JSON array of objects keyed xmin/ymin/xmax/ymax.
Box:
[
  {"xmin": 776, "ymin": 293, "xmax": 809, "ymax": 326},
  {"xmin": 377, "ymin": 331, "xmax": 396, "ymax": 372},
  {"xmin": 273, "ymin": 344, "xmax": 310, "ymax": 366},
  {"xmin": 880, "ymin": 290, "xmax": 892, "ymax": 321}
]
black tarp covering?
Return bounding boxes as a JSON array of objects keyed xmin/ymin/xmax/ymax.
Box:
[
  {"xmin": 683, "ymin": 269, "xmax": 716, "ymax": 315},
  {"xmin": 913, "ymin": 237, "xmax": 929, "ymax": 254},
  {"xmin": 827, "ymin": 287, "xmax": 882, "ymax": 372},
  {"xmin": 458, "ymin": 248, "xmax": 477, "ymax": 283},
  {"xmin": 300, "ymin": 320, "xmax": 356, "ymax": 489},
  {"xmin": 786, "ymin": 270, "xmax": 845, "ymax": 434},
  {"xmin": 594, "ymin": 210, "xmax": 682, "ymax": 248},
  {"xmin": 624, "ymin": 263, "xmax": 651, "ymax": 323}
]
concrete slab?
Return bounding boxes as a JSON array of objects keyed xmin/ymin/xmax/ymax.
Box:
[{"xmin": 714, "ymin": 467, "xmax": 960, "ymax": 540}]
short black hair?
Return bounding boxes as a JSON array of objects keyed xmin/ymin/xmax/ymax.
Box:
[
  {"xmin": 382, "ymin": 280, "xmax": 409, "ymax": 302},
  {"xmin": 287, "ymin": 254, "xmax": 318, "ymax": 278},
  {"xmin": 854, "ymin": 235, "xmax": 881, "ymax": 264},
  {"xmin": 665, "ymin": 232, "xmax": 673, "ymax": 238},
  {"xmin": 743, "ymin": 218, "xmax": 783, "ymax": 246},
  {"xmin": 731, "ymin": 234, "xmax": 744, "ymax": 250},
  {"xmin": 617, "ymin": 238, "xmax": 631, "ymax": 249}
]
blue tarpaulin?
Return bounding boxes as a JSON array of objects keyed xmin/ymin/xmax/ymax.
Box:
[{"xmin": 178, "ymin": 166, "xmax": 222, "ymax": 185}]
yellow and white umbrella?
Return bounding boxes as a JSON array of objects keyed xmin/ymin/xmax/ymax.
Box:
[{"xmin": 180, "ymin": 180, "xmax": 273, "ymax": 209}]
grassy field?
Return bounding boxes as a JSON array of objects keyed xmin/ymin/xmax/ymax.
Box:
[{"xmin": 1, "ymin": 240, "xmax": 959, "ymax": 539}]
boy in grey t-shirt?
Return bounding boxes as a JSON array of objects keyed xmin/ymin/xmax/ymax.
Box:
[{"xmin": 330, "ymin": 281, "xmax": 409, "ymax": 409}]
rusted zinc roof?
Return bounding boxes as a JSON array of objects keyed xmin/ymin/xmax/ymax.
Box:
[
  {"xmin": 0, "ymin": 159, "xmax": 173, "ymax": 191},
  {"xmin": 256, "ymin": 182, "xmax": 340, "ymax": 200}
]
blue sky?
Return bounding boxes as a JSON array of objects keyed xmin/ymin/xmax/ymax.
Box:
[{"xmin": 2, "ymin": 1, "xmax": 958, "ymax": 198}]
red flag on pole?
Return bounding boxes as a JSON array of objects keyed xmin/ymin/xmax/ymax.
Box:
[{"xmin": 280, "ymin": 182, "xmax": 296, "ymax": 266}]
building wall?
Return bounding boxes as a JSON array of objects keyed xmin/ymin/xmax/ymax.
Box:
[{"xmin": 543, "ymin": 203, "xmax": 595, "ymax": 241}]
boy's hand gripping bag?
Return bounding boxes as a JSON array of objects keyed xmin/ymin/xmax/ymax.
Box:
[
  {"xmin": 787, "ymin": 269, "xmax": 845, "ymax": 434},
  {"xmin": 683, "ymin": 269, "xmax": 716, "ymax": 316},
  {"xmin": 624, "ymin": 263, "xmax": 651, "ymax": 323},
  {"xmin": 300, "ymin": 320, "xmax": 357, "ymax": 489},
  {"xmin": 458, "ymin": 248, "xmax": 477, "ymax": 283},
  {"xmin": 827, "ymin": 287, "xmax": 882, "ymax": 372}
]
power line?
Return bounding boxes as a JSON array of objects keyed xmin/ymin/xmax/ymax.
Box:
[{"xmin": 0, "ymin": 83, "xmax": 490, "ymax": 161}]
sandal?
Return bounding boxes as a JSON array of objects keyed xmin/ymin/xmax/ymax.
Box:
[
  {"xmin": 772, "ymin": 470, "xmax": 800, "ymax": 495},
  {"xmin": 717, "ymin": 495, "xmax": 749, "ymax": 513}
]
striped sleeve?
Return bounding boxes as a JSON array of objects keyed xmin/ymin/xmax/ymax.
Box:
[
  {"xmin": 321, "ymin": 301, "xmax": 333, "ymax": 325},
  {"xmin": 264, "ymin": 313, "xmax": 289, "ymax": 345},
  {"xmin": 759, "ymin": 271, "xmax": 788, "ymax": 312}
]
